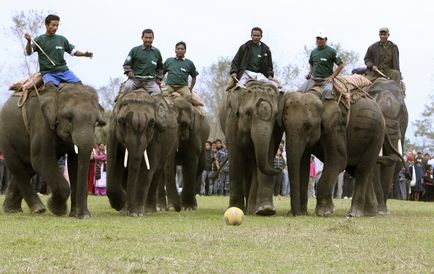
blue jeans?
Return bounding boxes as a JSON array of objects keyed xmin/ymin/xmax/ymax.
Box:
[
  {"xmin": 200, "ymin": 170, "xmax": 215, "ymax": 195},
  {"xmin": 281, "ymin": 170, "xmax": 289, "ymax": 196},
  {"xmin": 42, "ymin": 70, "xmax": 81, "ymax": 86}
]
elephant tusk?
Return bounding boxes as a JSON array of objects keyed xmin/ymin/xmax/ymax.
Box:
[
  {"xmin": 74, "ymin": 145, "xmax": 79, "ymax": 154},
  {"xmin": 124, "ymin": 149, "xmax": 128, "ymax": 168},
  {"xmin": 144, "ymin": 150, "xmax": 150, "ymax": 170},
  {"xmin": 379, "ymin": 147, "xmax": 383, "ymax": 157},
  {"xmin": 398, "ymin": 139, "xmax": 402, "ymax": 155}
]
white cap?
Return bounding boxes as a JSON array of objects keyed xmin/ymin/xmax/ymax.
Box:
[{"xmin": 316, "ymin": 31, "xmax": 327, "ymax": 39}]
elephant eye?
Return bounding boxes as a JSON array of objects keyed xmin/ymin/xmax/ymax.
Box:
[
  {"xmin": 304, "ymin": 122, "xmax": 313, "ymax": 132},
  {"xmin": 149, "ymin": 120, "xmax": 155, "ymax": 128}
]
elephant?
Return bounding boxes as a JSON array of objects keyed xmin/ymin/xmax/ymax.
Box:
[
  {"xmin": 106, "ymin": 91, "xmax": 181, "ymax": 216},
  {"xmin": 0, "ymin": 84, "xmax": 106, "ymax": 218},
  {"xmin": 219, "ymin": 80, "xmax": 283, "ymax": 215},
  {"xmin": 175, "ymin": 96, "xmax": 210, "ymax": 210},
  {"xmin": 281, "ymin": 90, "xmax": 387, "ymax": 217},
  {"xmin": 369, "ymin": 78, "xmax": 408, "ymax": 214}
]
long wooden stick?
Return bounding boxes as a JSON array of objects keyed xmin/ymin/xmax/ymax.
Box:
[
  {"xmin": 19, "ymin": 27, "xmax": 56, "ymax": 66},
  {"xmin": 374, "ymin": 68, "xmax": 390, "ymax": 80}
]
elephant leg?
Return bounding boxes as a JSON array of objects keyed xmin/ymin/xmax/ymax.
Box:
[
  {"xmin": 379, "ymin": 164, "xmax": 396, "ymax": 214},
  {"xmin": 372, "ymin": 165, "xmax": 387, "ymax": 215},
  {"xmin": 157, "ymin": 175, "xmax": 167, "ymax": 211},
  {"xmin": 133, "ymin": 165, "xmax": 150, "ymax": 217},
  {"xmin": 180, "ymin": 153, "xmax": 199, "ymax": 210},
  {"xmin": 247, "ymin": 163, "xmax": 258, "ymax": 215},
  {"xmin": 299, "ymin": 152, "xmax": 310, "ymax": 215},
  {"xmin": 107, "ymin": 143, "xmax": 127, "ymax": 212},
  {"xmin": 3, "ymin": 178, "xmax": 24, "ymax": 213},
  {"xmin": 363, "ymin": 171, "xmax": 378, "ymax": 216},
  {"xmin": 255, "ymin": 170, "xmax": 276, "ymax": 216},
  {"xmin": 145, "ymin": 169, "xmax": 158, "ymax": 213},
  {"xmin": 67, "ymin": 153, "xmax": 78, "ymax": 217},
  {"xmin": 32, "ymin": 148, "xmax": 70, "ymax": 216},
  {"xmin": 165, "ymin": 156, "xmax": 181, "ymax": 212},
  {"xmin": 228, "ymin": 146, "xmax": 246, "ymax": 211}
]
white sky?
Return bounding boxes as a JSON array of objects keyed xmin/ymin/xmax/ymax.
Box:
[{"xmin": 0, "ymin": 0, "xmax": 433, "ymax": 139}]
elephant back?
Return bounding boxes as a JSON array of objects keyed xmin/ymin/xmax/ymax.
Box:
[{"xmin": 369, "ymin": 78, "xmax": 405, "ymax": 120}]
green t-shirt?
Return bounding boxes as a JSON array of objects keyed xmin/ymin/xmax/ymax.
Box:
[
  {"xmin": 309, "ymin": 45, "xmax": 343, "ymax": 79},
  {"xmin": 32, "ymin": 34, "xmax": 75, "ymax": 75},
  {"xmin": 246, "ymin": 44, "xmax": 262, "ymax": 73},
  {"xmin": 163, "ymin": 57, "xmax": 198, "ymax": 86},
  {"xmin": 123, "ymin": 45, "xmax": 163, "ymax": 81}
]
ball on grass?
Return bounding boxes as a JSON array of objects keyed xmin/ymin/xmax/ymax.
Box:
[{"xmin": 224, "ymin": 207, "xmax": 244, "ymax": 225}]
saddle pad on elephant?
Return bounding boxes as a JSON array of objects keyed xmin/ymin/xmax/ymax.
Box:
[
  {"xmin": 333, "ymin": 75, "xmax": 372, "ymax": 108},
  {"xmin": 9, "ymin": 73, "xmax": 43, "ymax": 92}
]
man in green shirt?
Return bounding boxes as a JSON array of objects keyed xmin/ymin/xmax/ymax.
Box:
[
  {"xmin": 163, "ymin": 41, "xmax": 198, "ymax": 100},
  {"xmin": 297, "ymin": 32, "xmax": 344, "ymax": 94},
  {"xmin": 122, "ymin": 29, "xmax": 163, "ymax": 95},
  {"xmin": 24, "ymin": 14, "xmax": 93, "ymax": 86},
  {"xmin": 364, "ymin": 27, "xmax": 401, "ymax": 83},
  {"xmin": 227, "ymin": 27, "xmax": 276, "ymax": 90}
]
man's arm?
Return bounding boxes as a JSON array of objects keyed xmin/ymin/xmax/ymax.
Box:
[
  {"xmin": 230, "ymin": 45, "xmax": 244, "ymax": 78},
  {"xmin": 364, "ymin": 45, "xmax": 375, "ymax": 70},
  {"xmin": 74, "ymin": 50, "xmax": 93, "ymax": 58},
  {"xmin": 24, "ymin": 33, "xmax": 33, "ymax": 55},
  {"xmin": 306, "ymin": 64, "xmax": 313, "ymax": 79},
  {"xmin": 123, "ymin": 49, "xmax": 135, "ymax": 78},
  {"xmin": 324, "ymin": 62, "xmax": 344, "ymax": 83},
  {"xmin": 190, "ymin": 77, "xmax": 196, "ymax": 91},
  {"xmin": 265, "ymin": 48, "xmax": 274, "ymax": 79}
]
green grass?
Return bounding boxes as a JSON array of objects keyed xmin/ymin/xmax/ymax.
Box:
[{"xmin": 0, "ymin": 195, "xmax": 433, "ymax": 273}]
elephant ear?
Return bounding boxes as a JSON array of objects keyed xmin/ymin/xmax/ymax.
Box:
[
  {"xmin": 96, "ymin": 104, "xmax": 107, "ymax": 127},
  {"xmin": 153, "ymin": 95, "xmax": 168, "ymax": 131},
  {"xmin": 39, "ymin": 87, "xmax": 58, "ymax": 130},
  {"xmin": 276, "ymin": 92, "xmax": 286, "ymax": 128}
]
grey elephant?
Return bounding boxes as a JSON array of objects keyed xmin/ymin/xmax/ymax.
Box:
[
  {"xmin": 0, "ymin": 84, "xmax": 106, "ymax": 218},
  {"xmin": 281, "ymin": 91, "xmax": 387, "ymax": 217},
  {"xmin": 369, "ymin": 78, "xmax": 408, "ymax": 214},
  {"xmin": 106, "ymin": 91, "xmax": 180, "ymax": 216},
  {"xmin": 219, "ymin": 80, "xmax": 283, "ymax": 215},
  {"xmin": 175, "ymin": 96, "xmax": 210, "ymax": 210}
]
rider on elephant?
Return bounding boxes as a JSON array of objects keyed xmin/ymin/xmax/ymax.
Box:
[
  {"xmin": 297, "ymin": 31, "xmax": 344, "ymax": 96},
  {"xmin": 226, "ymin": 27, "xmax": 277, "ymax": 90},
  {"xmin": 163, "ymin": 41, "xmax": 198, "ymax": 102},
  {"xmin": 364, "ymin": 27, "xmax": 401, "ymax": 83},
  {"xmin": 24, "ymin": 14, "xmax": 94, "ymax": 87},
  {"xmin": 121, "ymin": 29, "xmax": 163, "ymax": 95}
]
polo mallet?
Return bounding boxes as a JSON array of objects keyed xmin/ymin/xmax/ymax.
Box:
[
  {"xmin": 19, "ymin": 27, "xmax": 57, "ymax": 66},
  {"xmin": 374, "ymin": 68, "xmax": 390, "ymax": 80},
  {"xmin": 232, "ymin": 75, "xmax": 246, "ymax": 89}
]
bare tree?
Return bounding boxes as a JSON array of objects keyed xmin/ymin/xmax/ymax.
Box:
[
  {"xmin": 197, "ymin": 57, "xmax": 231, "ymax": 140},
  {"xmin": 97, "ymin": 77, "xmax": 122, "ymax": 111},
  {"xmin": 413, "ymin": 93, "xmax": 434, "ymax": 151},
  {"xmin": 8, "ymin": 10, "xmax": 48, "ymax": 76}
]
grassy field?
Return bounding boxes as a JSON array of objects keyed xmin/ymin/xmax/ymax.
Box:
[{"xmin": 0, "ymin": 195, "xmax": 433, "ymax": 273}]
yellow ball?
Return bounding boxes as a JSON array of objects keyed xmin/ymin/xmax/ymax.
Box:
[{"xmin": 224, "ymin": 207, "xmax": 244, "ymax": 226}]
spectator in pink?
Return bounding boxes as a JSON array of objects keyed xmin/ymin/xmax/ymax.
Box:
[
  {"xmin": 94, "ymin": 144, "xmax": 107, "ymax": 196},
  {"xmin": 309, "ymin": 155, "xmax": 317, "ymax": 198}
]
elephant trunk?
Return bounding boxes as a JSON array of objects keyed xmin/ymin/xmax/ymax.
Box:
[
  {"xmin": 251, "ymin": 121, "xmax": 281, "ymax": 176},
  {"xmin": 72, "ymin": 130, "xmax": 95, "ymax": 218},
  {"xmin": 126, "ymin": 149, "xmax": 143, "ymax": 213},
  {"xmin": 285, "ymin": 134, "xmax": 306, "ymax": 216}
]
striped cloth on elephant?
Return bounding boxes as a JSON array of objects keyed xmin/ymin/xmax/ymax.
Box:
[
  {"xmin": 9, "ymin": 73, "xmax": 44, "ymax": 92},
  {"xmin": 333, "ymin": 75, "xmax": 372, "ymax": 109}
]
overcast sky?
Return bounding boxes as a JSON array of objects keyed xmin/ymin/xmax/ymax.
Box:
[{"xmin": 0, "ymin": 0, "xmax": 433, "ymax": 139}]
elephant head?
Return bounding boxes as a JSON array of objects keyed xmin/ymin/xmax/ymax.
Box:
[
  {"xmin": 171, "ymin": 95, "xmax": 194, "ymax": 142},
  {"xmin": 228, "ymin": 81, "xmax": 281, "ymax": 176},
  {"xmin": 281, "ymin": 92, "xmax": 324, "ymax": 214},
  {"xmin": 38, "ymin": 83, "xmax": 106, "ymax": 217}
]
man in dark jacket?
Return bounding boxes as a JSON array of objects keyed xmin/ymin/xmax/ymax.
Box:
[
  {"xmin": 364, "ymin": 27, "xmax": 401, "ymax": 83},
  {"xmin": 226, "ymin": 27, "xmax": 276, "ymax": 90}
]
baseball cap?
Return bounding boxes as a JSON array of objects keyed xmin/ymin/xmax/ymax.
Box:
[
  {"xmin": 316, "ymin": 31, "xmax": 327, "ymax": 39},
  {"xmin": 379, "ymin": 27, "xmax": 389, "ymax": 33}
]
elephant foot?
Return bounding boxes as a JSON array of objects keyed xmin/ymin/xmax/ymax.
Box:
[
  {"xmin": 377, "ymin": 208, "xmax": 390, "ymax": 216},
  {"xmin": 168, "ymin": 201, "xmax": 181, "ymax": 212},
  {"xmin": 69, "ymin": 208, "xmax": 91, "ymax": 219},
  {"xmin": 127, "ymin": 209, "xmax": 144, "ymax": 217},
  {"xmin": 47, "ymin": 197, "xmax": 68, "ymax": 216},
  {"xmin": 315, "ymin": 199, "xmax": 335, "ymax": 217},
  {"xmin": 255, "ymin": 204, "xmax": 276, "ymax": 216},
  {"xmin": 347, "ymin": 205, "xmax": 364, "ymax": 217},
  {"xmin": 181, "ymin": 196, "xmax": 197, "ymax": 211},
  {"xmin": 30, "ymin": 203, "xmax": 46, "ymax": 214},
  {"xmin": 107, "ymin": 192, "xmax": 126, "ymax": 211},
  {"xmin": 145, "ymin": 205, "xmax": 157, "ymax": 213},
  {"xmin": 3, "ymin": 204, "xmax": 23, "ymax": 214}
]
